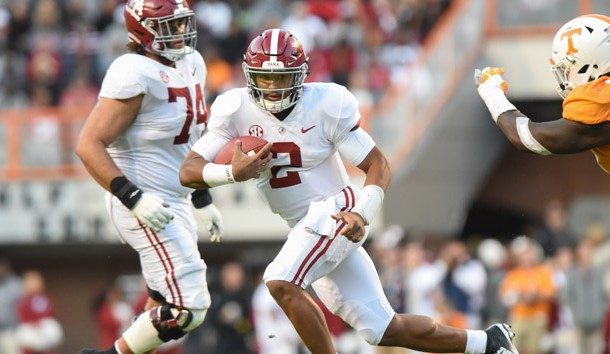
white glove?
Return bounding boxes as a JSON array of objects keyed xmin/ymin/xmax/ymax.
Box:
[
  {"xmin": 131, "ymin": 193, "xmax": 173, "ymax": 232},
  {"xmin": 474, "ymin": 66, "xmax": 516, "ymax": 122},
  {"xmin": 474, "ymin": 67, "xmax": 508, "ymax": 93},
  {"xmin": 194, "ymin": 203, "xmax": 224, "ymax": 242}
]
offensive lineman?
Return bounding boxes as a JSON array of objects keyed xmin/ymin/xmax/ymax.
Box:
[
  {"xmin": 75, "ymin": 1, "xmax": 222, "ymax": 353},
  {"xmin": 179, "ymin": 28, "xmax": 519, "ymax": 354},
  {"xmin": 475, "ymin": 14, "xmax": 610, "ymax": 172}
]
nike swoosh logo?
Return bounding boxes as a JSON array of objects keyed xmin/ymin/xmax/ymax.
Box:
[
  {"xmin": 301, "ymin": 125, "xmax": 316, "ymax": 133},
  {"xmin": 191, "ymin": 68, "xmax": 196, "ymax": 76}
]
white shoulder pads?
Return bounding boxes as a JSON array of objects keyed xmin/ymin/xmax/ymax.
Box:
[
  {"xmin": 211, "ymin": 88, "xmax": 244, "ymax": 117},
  {"xmin": 319, "ymin": 83, "xmax": 359, "ymax": 120},
  {"xmin": 100, "ymin": 54, "xmax": 150, "ymax": 99}
]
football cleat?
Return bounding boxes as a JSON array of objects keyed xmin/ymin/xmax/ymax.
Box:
[{"xmin": 484, "ymin": 323, "xmax": 519, "ymax": 354}]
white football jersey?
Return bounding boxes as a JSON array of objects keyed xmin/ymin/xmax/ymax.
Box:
[
  {"xmin": 192, "ymin": 82, "xmax": 375, "ymax": 225},
  {"xmin": 100, "ymin": 51, "xmax": 208, "ymax": 201}
]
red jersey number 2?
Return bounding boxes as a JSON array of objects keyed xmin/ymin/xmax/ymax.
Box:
[
  {"xmin": 270, "ymin": 142, "xmax": 302, "ymax": 188},
  {"xmin": 169, "ymin": 83, "xmax": 207, "ymax": 145}
]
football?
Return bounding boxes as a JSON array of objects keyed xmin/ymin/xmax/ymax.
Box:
[{"xmin": 214, "ymin": 136, "xmax": 269, "ymax": 164}]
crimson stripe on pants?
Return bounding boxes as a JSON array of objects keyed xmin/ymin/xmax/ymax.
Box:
[
  {"xmin": 291, "ymin": 186, "xmax": 355, "ymax": 286},
  {"xmin": 140, "ymin": 222, "xmax": 183, "ymax": 307}
]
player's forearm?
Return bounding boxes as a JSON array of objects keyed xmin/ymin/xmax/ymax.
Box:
[
  {"xmin": 179, "ymin": 158, "xmax": 214, "ymax": 189},
  {"xmin": 497, "ymin": 111, "xmax": 553, "ymax": 155},
  {"xmin": 359, "ymin": 147, "xmax": 392, "ymax": 191},
  {"xmin": 496, "ymin": 111, "xmax": 531, "ymax": 152},
  {"xmin": 363, "ymin": 161, "xmax": 391, "ymax": 191},
  {"xmin": 351, "ymin": 147, "xmax": 391, "ymax": 225},
  {"xmin": 75, "ymin": 139, "xmax": 123, "ymax": 191}
]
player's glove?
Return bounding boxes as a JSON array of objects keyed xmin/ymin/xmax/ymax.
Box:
[
  {"xmin": 474, "ymin": 67, "xmax": 508, "ymax": 93},
  {"xmin": 131, "ymin": 193, "xmax": 173, "ymax": 232},
  {"xmin": 474, "ymin": 66, "xmax": 516, "ymax": 123},
  {"xmin": 110, "ymin": 176, "xmax": 173, "ymax": 232},
  {"xmin": 194, "ymin": 204, "xmax": 223, "ymax": 242}
]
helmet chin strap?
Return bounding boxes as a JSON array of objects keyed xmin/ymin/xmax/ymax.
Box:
[
  {"xmin": 259, "ymin": 97, "xmax": 292, "ymax": 113},
  {"xmin": 151, "ymin": 42, "xmax": 189, "ymax": 62}
]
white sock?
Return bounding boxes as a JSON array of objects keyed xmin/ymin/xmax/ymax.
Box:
[
  {"xmin": 122, "ymin": 310, "xmax": 163, "ymax": 353},
  {"xmin": 465, "ymin": 329, "xmax": 487, "ymax": 354},
  {"xmin": 114, "ymin": 341, "xmax": 123, "ymax": 354}
]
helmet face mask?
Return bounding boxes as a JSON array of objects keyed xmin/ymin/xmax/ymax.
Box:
[
  {"xmin": 243, "ymin": 64, "xmax": 308, "ymax": 113},
  {"xmin": 550, "ymin": 14, "xmax": 610, "ymax": 99},
  {"xmin": 243, "ymin": 29, "xmax": 309, "ymax": 114},
  {"xmin": 125, "ymin": 0, "xmax": 197, "ymax": 62}
]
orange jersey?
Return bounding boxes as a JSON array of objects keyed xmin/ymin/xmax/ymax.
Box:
[
  {"xmin": 499, "ymin": 265, "xmax": 556, "ymax": 319},
  {"xmin": 562, "ymin": 77, "xmax": 610, "ymax": 172}
]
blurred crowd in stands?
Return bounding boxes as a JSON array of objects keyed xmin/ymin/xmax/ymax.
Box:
[
  {"xmin": 4, "ymin": 196, "xmax": 610, "ymax": 354},
  {"xmin": 16, "ymin": 1, "xmax": 610, "ymax": 354},
  {"xmin": 0, "ymin": 0, "xmax": 452, "ymax": 118},
  {"xmin": 92, "ymin": 203, "xmax": 610, "ymax": 354},
  {"xmin": 0, "ymin": 264, "xmax": 63, "ymax": 354}
]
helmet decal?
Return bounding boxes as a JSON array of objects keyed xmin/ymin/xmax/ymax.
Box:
[
  {"xmin": 132, "ymin": 0, "xmax": 145, "ymax": 16},
  {"xmin": 550, "ymin": 14, "xmax": 610, "ymax": 98},
  {"xmin": 560, "ymin": 28, "xmax": 582, "ymax": 55}
]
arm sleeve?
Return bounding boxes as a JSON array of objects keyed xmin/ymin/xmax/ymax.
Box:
[
  {"xmin": 191, "ymin": 91, "xmax": 240, "ymax": 161},
  {"xmin": 324, "ymin": 84, "xmax": 375, "ymax": 165},
  {"xmin": 337, "ymin": 128, "xmax": 376, "ymax": 166},
  {"xmin": 191, "ymin": 131, "xmax": 232, "ymax": 162}
]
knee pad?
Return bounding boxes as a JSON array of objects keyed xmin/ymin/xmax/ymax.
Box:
[
  {"xmin": 150, "ymin": 305, "xmax": 194, "ymax": 342},
  {"xmin": 123, "ymin": 305, "xmax": 207, "ymax": 353},
  {"xmin": 183, "ymin": 307, "xmax": 207, "ymax": 332},
  {"xmin": 335, "ymin": 299, "xmax": 394, "ymax": 345}
]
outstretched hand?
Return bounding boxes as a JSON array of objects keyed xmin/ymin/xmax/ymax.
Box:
[
  {"xmin": 474, "ymin": 66, "xmax": 508, "ymax": 94},
  {"xmin": 474, "ymin": 66, "xmax": 517, "ymax": 123}
]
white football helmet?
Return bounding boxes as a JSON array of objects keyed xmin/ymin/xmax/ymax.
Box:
[{"xmin": 550, "ymin": 14, "xmax": 610, "ymax": 98}]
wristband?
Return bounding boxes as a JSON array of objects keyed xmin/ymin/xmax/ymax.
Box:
[
  {"xmin": 109, "ymin": 176, "xmax": 142, "ymax": 209},
  {"xmin": 477, "ymin": 85, "xmax": 517, "ymax": 123},
  {"xmin": 191, "ymin": 189, "xmax": 213, "ymax": 208},
  {"xmin": 202, "ymin": 163, "xmax": 235, "ymax": 187},
  {"xmin": 351, "ymin": 185, "xmax": 385, "ymax": 225}
]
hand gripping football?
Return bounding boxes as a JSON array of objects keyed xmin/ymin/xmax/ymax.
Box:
[{"xmin": 214, "ymin": 136, "xmax": 269, "ymax": 164}]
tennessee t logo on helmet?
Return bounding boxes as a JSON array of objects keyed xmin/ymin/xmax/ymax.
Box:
[{"xmin": 560, "ymin": 28, "xmax": 582, "ymax": 55}]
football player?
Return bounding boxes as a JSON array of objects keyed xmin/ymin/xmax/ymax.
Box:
[
  {"xmin": 180, "ymin": 28, "xmax": 518, "ymax": 354},
  {"xmin": 476, "ymin": 14, "xmax": 610, "ymax": 172},
  {"xmin": 76, "ymin": 1, "xmax": 222, "ymax": 353}
]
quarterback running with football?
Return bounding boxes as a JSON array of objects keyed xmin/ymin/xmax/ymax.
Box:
[
  {"xmin": 476, "ymin": 14, "xmax": 610, "ymax": 172},
  {"xmin": 76, "ymin": 1, "xmax": 222, "ymax": 353},
  {"xmin": 180, "ymin": 28, "xmax": 519, "ymax": 354}
]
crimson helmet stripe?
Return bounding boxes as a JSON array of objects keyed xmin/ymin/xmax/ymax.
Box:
[{"xmin": 269, "ymin": 28, "xmax": 281, "ymax": 62}]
